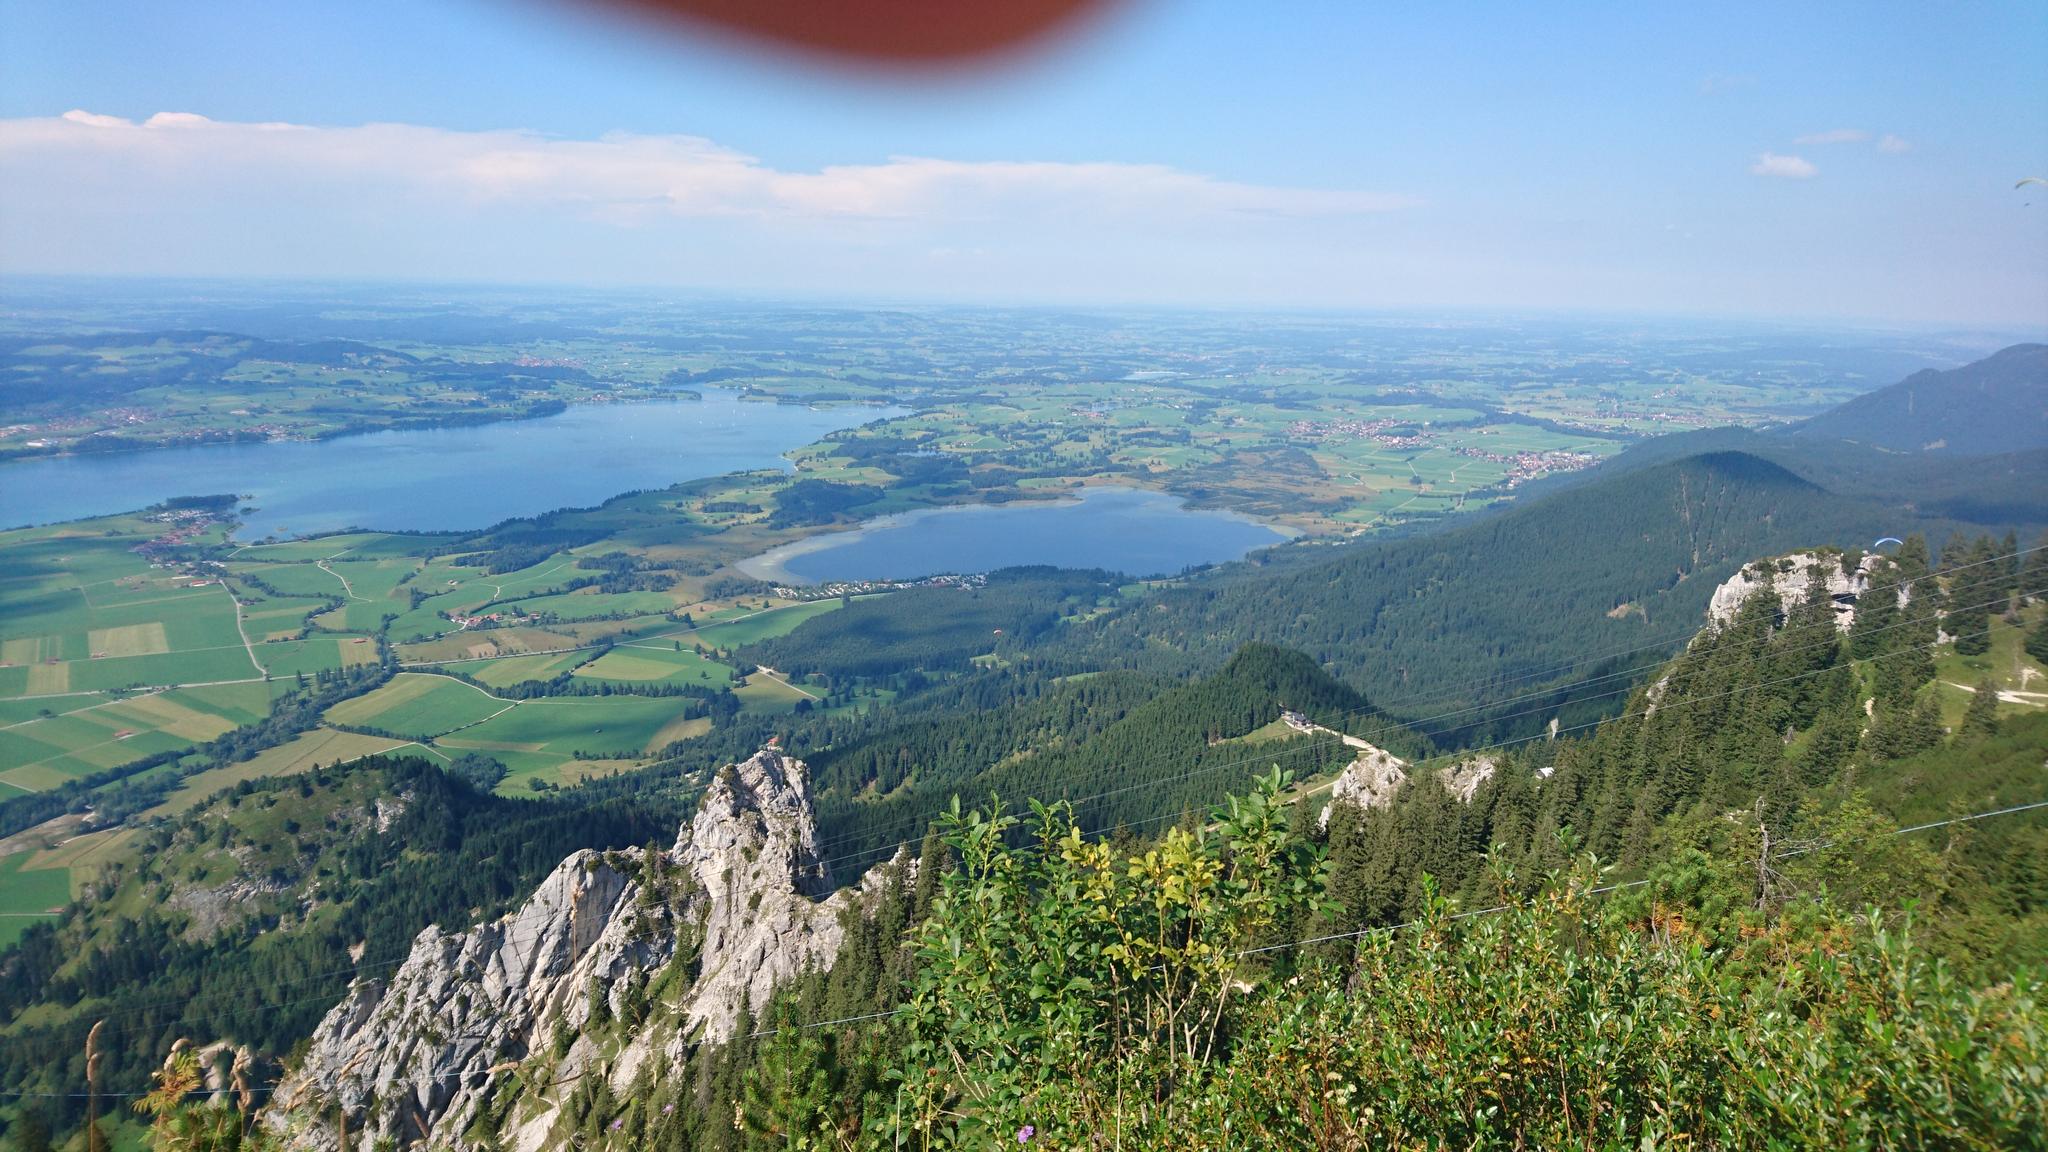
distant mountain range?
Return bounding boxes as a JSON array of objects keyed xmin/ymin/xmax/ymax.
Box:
[{"xmin": 1784, "ymin": 342, "xmax": 2047, "ymax": 454}]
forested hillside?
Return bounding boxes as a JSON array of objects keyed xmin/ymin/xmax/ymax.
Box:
[
  {"xmin": 1787, "ymin": 342, "xmax": 2048, "ymax": 454},
  {"xmin": 1058, "ymin": 451, "xmax": 1938, "ymax": 741},
  {"xmin": 806, "ymin": 642, "xmax": 1421, "ymax": 872},
  {"xmin": 1515, "ymin": 430, "xmax": 2048, "ymax": 528},
  {"xmin": 740, "ymin": 568, "xmax": 1117, "ymax": 680}
]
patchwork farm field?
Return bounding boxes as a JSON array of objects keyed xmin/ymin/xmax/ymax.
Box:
[
  {"xmin": 499, "ymin": 589, "xmax": 679, "ymax": 621},
  {"xmin": 0, "ymin": 850, "xmax": 71, "ymax": 948},
  {"xmin": 0, "ymin": 682, "xmax": 278, "ymax": 793},
  {"xmin": 255, "ymin": 635, "xmax": 380, "ymax": 677},
  {"xmin": 439, "ymin": 695, "xmax": 694, "ymax": 758},
  {"xmin": 0, "ymin": 569, "xmax": 257, "ymax": 695},
  {"xmin": 322, "ymin": 673, "xmax": 509, "ymax": 738},
  {"xmin": 444, "ymin": 649, "xmax": 595, "ymax": 688},
  {"xmin": 732, "ymin": 673, "xmax": 818, "ymax": 713},
  {"xmin": 144, "ymin": 728, "xmax": 415, "ymax": 817},
  {"xmin": 573, "ymin": 643, "xmax": 735, "ymax": 688},
  {"xmin": 393, "ymin": 627, "xmax": 584, "ymax": 663},
  {"xmin": 436, "ymin": 694, "xmax": 709, "ymax": 792},
  {"xmin": 688, "ymin": 601, "xmax": 844, "ymax": 649}
]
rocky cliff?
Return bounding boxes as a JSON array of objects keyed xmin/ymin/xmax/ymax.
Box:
[
  {"xmin": 1320, "ymin": 742, "xmax": 1498, "ymax": 825},
  {"xmin": 1705, "ymin": 549, "xmax": 1879, "ymax": 632},
  {"xmin": 264, "ymin": 748, "xmax": 902, "ymax": 1152}
]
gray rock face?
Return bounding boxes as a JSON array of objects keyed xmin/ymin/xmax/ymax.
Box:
[
  {"xmin": 269, "ymin": 848, "xmax": 652, "ymax": 1149},
  {"xmin": 266, "ymin": 748, "xmax": 890, "ymax": 1152},
  {"xmin": 1437, "ymin": 755, "xmax": 1498, "ymax": 803},
  {"xmin": 1706, "ymin": 550, "xmax": 1877, "ymax": 633},
  {"xmin": 1318, "ymin": 746, "xmax": 1499, "ymax": 826},
  {"xmin": 674, "ymin": 748, "xmax": 855, "ymax": 1044},
  {"xmin": 1321, "ymin": 743, "xmax": 1411, "ymax": 827}
]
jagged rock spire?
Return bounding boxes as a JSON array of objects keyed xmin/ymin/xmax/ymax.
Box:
[{"xmin": 267, "ymin": 746, "xmax": 898, "ymax": 1152}]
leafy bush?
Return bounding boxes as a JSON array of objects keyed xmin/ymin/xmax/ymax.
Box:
[{"xmin": 879, "ymin": 774, "xmax": 2045, "ymax": 1150}]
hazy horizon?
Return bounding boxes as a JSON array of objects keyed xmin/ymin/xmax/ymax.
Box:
[
  {"xmin": 4, "ymin": 0, "xmax": 2045, "ymax": 327},
  {"xmin": 5, "ymin": 274, "xmax": 2044, "ymax": 348}
]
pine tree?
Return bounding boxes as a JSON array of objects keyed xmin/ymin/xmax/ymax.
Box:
[
  {"xmin": 911, "ymin": 825, "xmax": 947, "ymax": 922},
  {"xmin": 1895, "ymin": 534, "xmax": 1932, "ymax": 582},
  {"xmin": 1796, "ymin": 664, "xmax": 1863, "ymax": 787},
  {"xmin": 1851, "ymin": 556, "xmax": 1902, "ymax": 661},
  {"xmin": 2027, "ymin": 617, "xmax": 2048, "ymax": 667},
  {"xmin": 2023, "ymin": 532, "xmax": 2048, "ymax": 600},
  {"xmin": 736, "ymin": 1009, "xmax": 837, "ymax": 1150},
  {"xmin": 1957, "ymin": 679, "xmax": 2001, "ymax": 743},
  {"xmin": 1944, "ymin": 534, "xmax": 1998, "ymax": 657},
  {"xmin": 1775, "ymin": 568, "xmax": 1843, "ymax": 728}
]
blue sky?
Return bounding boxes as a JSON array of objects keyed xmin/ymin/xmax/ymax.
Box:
[{"xmin": 3, "ymin": 0, "xmax": 2044, "ymax": 326}]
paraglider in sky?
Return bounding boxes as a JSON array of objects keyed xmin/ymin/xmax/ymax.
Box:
[{"xmin": 1873, "ymin": 537, "xmax": 1905, "ymax": 549}]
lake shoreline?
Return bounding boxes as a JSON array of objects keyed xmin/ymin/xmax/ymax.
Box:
[
  {"xmin": 0, "ymin": 386, "xmax": 904, "ymax": 466},
  {"xmin": 0, "ymin": 392, "xmax": 903, "ymax": 541},
  {"xmin": 735, "ymin": 485, "xmax": 1299, "ymax": 586}
]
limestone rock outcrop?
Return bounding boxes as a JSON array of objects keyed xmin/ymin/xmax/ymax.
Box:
[
  {"xmin": 1321, "ymin": 743, "xmax": 1411, "ymax": 826},
  {"xmin": 266, "ymin": 748, "xmax": 896, "ymax": 1152},
  {"xmin": 1705, "ymin": 550, "xmax": 1881, "ymax": 633},
  {"xmin": 673, "ymin": 748, "xmax": 855, "ymax": 1044},
  {"xmin": 1319, "ymin": 745, "xmax": 1501, "ymax": 826}
]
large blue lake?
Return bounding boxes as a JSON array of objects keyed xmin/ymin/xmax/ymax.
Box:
[
  {"xmin": 740, "ymin": 486, "xmax": 1293, "ymax": 584},
  {"xmin": 0, "ymin": 392, "xmax": 897, "ymax": 539}
]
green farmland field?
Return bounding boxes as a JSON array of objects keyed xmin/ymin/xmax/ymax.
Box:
[
  {"xmin": 573, "ymin": 644, "xmax": 734, "ymax": 688},
  {"xmin": 439, "ymin": 695, "xmax": 698, "ymax": 759},
  {"xmin": 688, "ymin": 600, "xmax": 844, "ymax": 649},
  {"xmin": 443, "ymin": 649, "xmax": 595, "ymax": 687},
  {"xmin": 436, "ymin": 694, "xmax": 709, "ymax": 793},
  {"xmin": 500, "ymin": 589, "xmax": 679, "ymax": 621},
  {"xmin": 0, "ymin": 681, "xmax": 282, "ymax": 793},
  {"xmin": 322, "ymin": 673, "xmax": 509, "ymax": 738},
  {"xmin": 0, "ymin": 851, "xmax": 71, "ymax": 948}
]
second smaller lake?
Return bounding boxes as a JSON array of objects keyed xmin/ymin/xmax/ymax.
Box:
[{"xmin": 739, "ymin": 486, "xmax": 1293, "ymax": 585}]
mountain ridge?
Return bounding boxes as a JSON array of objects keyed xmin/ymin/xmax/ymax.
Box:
[{"xmin": 1784, "ymin": 341, "xmax": 2048, "ymax": 454}]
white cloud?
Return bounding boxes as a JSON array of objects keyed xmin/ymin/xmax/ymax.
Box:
[
  {"xmin": 1794, "ymin": 128, "xmax": 1870, "ymax": 145},
  {"xmin": 1877, "ymin": 133, "xmax": 1912, "ymax": 154},
  {"xmin": 59, "ymin": 109, "xmax": 126, "ymax": 128},
  {"xmin": 1750, "ymin": 152, "xmax": 1818, "ymax": 179},
  {"xmin": 0, "ymin": 110, "xmax": 1415, "ymax": 225}
]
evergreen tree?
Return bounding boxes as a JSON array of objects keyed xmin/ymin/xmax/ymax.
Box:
[
  {"xmin": 735, "ymin": 1011, "xmax": 836, "ymax": 1148},
  {"xmin": 1957, "ymin": 679, "xmax": 2001, "ymax": 744},
  {"xmin": 1894, "ymin": 533, "xmax": 1932, "ymax": 582},
  {"xmin": 2027, "ymin": 616, "xmax": 2048, "ymax": 667},
  {"xmin": 1944, "ymin": 535, "xmax": 1999, "ymax": 657},
  {"xmin": 2023, "ymin": 532, "xmax": 2048, "ymax": 600},
  {"xmin": 1851, "ymin": 557, "xmax": 1902, "ymax": 660}
]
